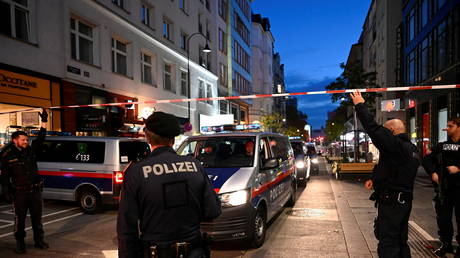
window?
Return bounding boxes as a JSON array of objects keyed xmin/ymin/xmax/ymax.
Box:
[
  {"xmin": 436, "ymin": 20, "xmax": 447, "ymax": 71},
  {"xmin": 180, "ymin": 70, "xmax": 188, "ymax": 96},
  {"xmin": 119, "ymin": 141, "xmax": 150, "ymax": 163},
  {"xmin": 219, "ymin": 63, "xmax": 228, "ymax": 86},
  {"xmin": 198, "ymin": 14, "xmax": 203, "ymax": 33},
  {"xmin": 236, "ymin": 0, "xmax": 250, "ymax": 18},
  {"xmin": 70, "ymin": 17, "xmax": 94, "ymax": 64},
  {"xmin": 0, "ymin": 0, "xmax": 30, "ymax": 41},
  {"xmin": 420, "ymin": 0, "xmax": 429, "ymax": 28},
  {"xmin": 206, "ymin": 20, "xmax": 211, "ymax": 41},
  {"xmin": 163, "ymin": 18, "xmax": 173, "ymax": 41},
  {"xmin": 218, "ymin": 28, "xmax": 226, "ymax": 54},
  {"xmin": 231, "ymin": 104, "xmax": 238, "ymax": 123},
  {"xmin": 141, "ymin": 52, "xmax": 153, "ymax": 85},
  {"xmin": 438, "ymin": 108, "xmax": 448, "ymax": 142},
  {"xmin": 179, "ymin": 0, "xmax": 187, "ymax": 13},
  {"xmin": 218, "ymin": 0, "xmax": 227, "ymax": 21},
  {"xmin": 180, "ymin": 31, "xmax": 187, "ymax": 50},
  {"xmin": 240, "ymin": 109, "xmax": 246, "ymax": 122},
  {"xmin": 112, "ymin": 0, "xmax": 124, "ymax": 8},
  {"xmin": 205, "ymin": 0, "xmax": 210, "ymax": 11},
  {"xmin": 198, "ymin": 80, "xmax": 205, "ymax": 100},
  {"xmin": 407, "ymin": 50, "xmax": 415, "ymax": 85},
  {"xmin": 234, "ymin": 13, "xmax": 250, "ymax": 44},
  {"xmin": 269, "ymin": 136, "xmax": 292, "ymax": 161},
  {"xmin": 36, "ymin": 141, "xmax": 105, "ymax": 164},
  {"xmin": 111, "ymin": 38, "xmax": 128, "ymax": 75},
  {"xmin": 420, "ymin": 37, "xmax": 430, "ymax": 81},
  {"xmin": 164, "ymin": 63, "xmax": 173, "ymax": 92},
  {"xmin": 206, "ymin": 83, "xmax": 212, "ymax": 104},
  {"xmin": 219, "ymin": 100, "xmax": 228, "ymax": 114},
  {"xmin": 141, "ymin": 4, "xmax": 151, "ymax": 26},
  {"xmin": 234, "ymin": 72, "xmax": 250, "ymax": 94},
  {"xmin": 234, "ymin": 41, "xmax": 250, "ymax": 72},
  {"xmin": 436, "ymin": 0, "xmax": 447, "ymax": 10},
  {"xmin": 407, "ymin": 8, "xmax": 415, "ymax": 43}
]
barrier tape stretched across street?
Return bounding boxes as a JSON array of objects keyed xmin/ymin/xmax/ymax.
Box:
[{"xmin": 0, "ymin": 84, "xmax": 459, "ymax": 114}]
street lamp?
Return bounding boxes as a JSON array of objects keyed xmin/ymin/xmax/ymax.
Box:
[{"xmin": 187, "ymin": 32, "xmax": 211, "ymax": 123}]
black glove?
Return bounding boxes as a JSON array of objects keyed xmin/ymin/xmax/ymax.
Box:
[{"xmin": 39, "ymin": 108, "xmax": 48, "ymax": 123}]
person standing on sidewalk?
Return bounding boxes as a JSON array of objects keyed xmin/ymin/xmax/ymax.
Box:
[
  {"xmin": 0, "ymin": 109, "xmax": 50, "ymax": 254},
  {"xmin": 350, "ymin": 91, "xmax": 420, "ymax": 258},
  {"xmin": 422, "ymin": 117, "xmax": 460, "ymax": 257}
]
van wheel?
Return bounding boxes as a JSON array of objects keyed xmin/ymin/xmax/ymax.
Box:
[
  {"xmin": 249, "ymin": 206, "xmax": 267, "ymax": 248},
  {"xmin": 286, "ymin": 183, "xmax": 297, "ymax": 207},
  {"xmin": 79, "ymin": 189, "xmax": 101, "ymax": 214}
]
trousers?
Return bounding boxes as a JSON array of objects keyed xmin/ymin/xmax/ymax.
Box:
[
  {"xmin": 433, "ymin": 187, "xmax": 460, "ymax": 244},
  {"xmin": 374, "ymin": 198, "xmax": 412, "ymax": 258},
  {"xmin": 12, "ymin": 190, "xmax": 45, "ymax": 242}
]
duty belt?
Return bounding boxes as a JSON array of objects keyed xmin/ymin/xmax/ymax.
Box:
[
  {"xmin": 13, "ymin": 181, "xmax": 43, "ymax": 192},
  {"xmin": 369, "ymin": 189, "xmax": 413, "ymax": 206}
]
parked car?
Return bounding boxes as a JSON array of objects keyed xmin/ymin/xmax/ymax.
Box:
[
  {"xmin": 33, "ymin": 136, "xmax": 150, "ymax": 213},
  {"xmin": 307, "ymin": 143, "xmax": 320, "ymax": 174},
  {"xmin": 177, "ymin": 131, "xmax": 296, "ymax": 248},
  {"xmin": 289, "ymin": 139, "xmax": 310, "ymax": 186}
]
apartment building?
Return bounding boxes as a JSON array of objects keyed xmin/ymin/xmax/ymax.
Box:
[{"xmin": 0, "ymin": 0, "xmax": 219, "ymax": 141}]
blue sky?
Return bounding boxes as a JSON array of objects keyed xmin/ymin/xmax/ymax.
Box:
[{"xmin": 251, "ymin": 0, "xmax": 371, "ymax": 129}]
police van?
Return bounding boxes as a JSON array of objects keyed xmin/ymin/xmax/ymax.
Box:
[
  {"xmin": 177, "ymin": 125, "xmax": 296, "ymax": 247},
  {"xmin": 34, "ymin": 136, "xmax": 150, "ymax": 213}
]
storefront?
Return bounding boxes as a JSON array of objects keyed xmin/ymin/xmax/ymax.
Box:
[
  {"xmin": 61, "ymin": 81, "xmax": 140, "ymax": 136},
  {"xmin": 0, "ymin": 64, "xmax": 60, "ymax": 147}
]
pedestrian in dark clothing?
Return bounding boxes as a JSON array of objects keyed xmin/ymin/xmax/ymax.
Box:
[
  {"xmin": 0, "ymin": 109, "xmax": 50, "ymax": 254},
  {"xmin": 117, "ymin": 111, "xmax": 222, "ymax": 258},
  {"xmin": 350, "ymin": 91, "xmax": 420, "ymax": 258},
  {"xmin": 422, "ymin": 117, "xmax": 460, "ymax": 257}
]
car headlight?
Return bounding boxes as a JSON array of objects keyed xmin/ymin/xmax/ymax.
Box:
[
  {"xmin": 220, "ymin": 190, "xmax": 248, "ymax": 207},
  {"xmin": 295, "ymin": 161, "xmax": 305, "ymax": 169},
  {"xmin": 311, "ymin": 158, "xmax": 319, "ymax": 164}
]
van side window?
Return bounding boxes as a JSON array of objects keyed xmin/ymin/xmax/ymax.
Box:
[
  {"xmin": 119, "ymin": 142, "xmax": 151, "ymax": 163},
  {"xmin": 269, "ymin": 137, "xmax": 290, "ymax": 161},
  {"xmin": 37, "ymin": 141, "xmax": 105, "ymax": 163},
  {"xmin": 178, "ymin": 141, "xmax": 197, "ymax": 157},
  {"xmin": 259, "ymin": 138, "xmax": 270, "ymax": 160}
]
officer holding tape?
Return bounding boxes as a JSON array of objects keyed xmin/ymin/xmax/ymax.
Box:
[
  {"xmin": 117, "ymin": 111, "xmax": 221, "ymax": 258},
  {"xmin": 0, "ymin": 109, "xmax": 49, "ymax": 254}
]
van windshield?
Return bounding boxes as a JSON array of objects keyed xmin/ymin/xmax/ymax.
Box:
[
  {"xmin": 179, "ymin": 136, "xmax": 256, "ymax": 168},
  {"xmin": 119, "ymin": 141, "xmax": 151, "ymax": 163}
]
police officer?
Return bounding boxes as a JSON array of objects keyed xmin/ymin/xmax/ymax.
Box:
[
  {"xmin": 422, "ymin": 117, "xmax": 460, "ymax": 257},
  {"xmin": 350, "ymin": 91, "xmax": 420, "ymax": 258},
  {"xmin": 0, "ymin": 109, "xmax": 49, "ymax": 254},
  {"xmin": 117, "ymin": 112, "xmax": 221, "ymax": 258}
]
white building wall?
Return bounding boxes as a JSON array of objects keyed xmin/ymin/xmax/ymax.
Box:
[{"xmin": 0, "ymin": 0, "xmax": 219, "ymax": 134}]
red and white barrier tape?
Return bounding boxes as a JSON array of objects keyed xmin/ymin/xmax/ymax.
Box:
[{"xmin": 1, "ymin": 84, "xmax": 459, "ymax": 114}]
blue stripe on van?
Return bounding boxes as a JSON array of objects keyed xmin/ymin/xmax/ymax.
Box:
[
  {"xmin": 204, "ymin": 167, "xmax": 240, "ymax": 189},
  {"xmin": 40, "ymin": 174, "xmax": 112, "ymax": 192}
]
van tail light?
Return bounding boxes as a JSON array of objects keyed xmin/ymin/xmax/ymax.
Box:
[{"xmin": 114, "ymin": 171, "xmax": 124, "ymax": 184}]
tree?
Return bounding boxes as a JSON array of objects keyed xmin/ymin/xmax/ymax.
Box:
[
  {"xmin": 326, "ymin": 63, "xmax": 379, "ymax": 107},
  {"xmin": 261, "ymin": 112, "xmax": 284, "ymax": 133},
  {"xmin": 325, "ymin": 105, "xmax": 348, "ymax": 140}
]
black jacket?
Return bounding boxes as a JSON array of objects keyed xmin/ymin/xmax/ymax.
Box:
[
  {"xmin": 355, "ymin": 103, "xmax": 420, "ymax": 193},
  {"xmin": 117, "ymin": 146, "xmax": 221, "ymax": 258},
  {"xmin": 422, "ymin": 138, "xmax": 460, "ymax": 189},
  {"xmin": 0, "ymin": 127, "xmax": 46, "ymax": 194}
]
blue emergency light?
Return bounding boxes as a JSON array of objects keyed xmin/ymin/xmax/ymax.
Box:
[{"xmin": 200, "ymin": 124, "xmax": 261, "ymax": 133}]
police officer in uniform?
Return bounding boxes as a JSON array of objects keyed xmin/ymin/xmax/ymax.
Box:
[
  {"xmin": 350, "ymin": 91, "xmax": 420, "ymax": 258},
  {"xmin": 422, "ymin": 117, "xmax": 460, "ymax": 257},
  {"xmin": 117, "ymin": 112, "xmax": 221, "ymax": 258},
  {"xmin": 0, "ymin": 109, "xmax": 49, "ymax": 254}
]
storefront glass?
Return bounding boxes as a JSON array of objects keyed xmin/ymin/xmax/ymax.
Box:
[{"xmin": 438, "ymin": 108, "xmax": 447, "ymax": 142}]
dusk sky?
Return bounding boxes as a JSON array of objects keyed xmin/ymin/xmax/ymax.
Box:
[{"xmin": 252, "ymin": 0, "xmax": 371, "ymax": 130}]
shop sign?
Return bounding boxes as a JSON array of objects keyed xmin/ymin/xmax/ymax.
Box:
[
  {"xmin": 381, "ymin": 99, "xmax": 401, "ymax": 112},
  {"xmin": 0, "ymin": 69, "xmax": 50, "ymax": 100}
]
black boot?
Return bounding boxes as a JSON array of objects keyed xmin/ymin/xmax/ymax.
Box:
[
  {"xmin": 15, "ymin": 239, "xmax": 26, "ymax": 254},
  {"xmin": 434, "ymin": 242, "xmax": 453, "ymax": 257},
  {"xmin": 34, "ymin": 239, "xmax": 49, "ymax": 249}
]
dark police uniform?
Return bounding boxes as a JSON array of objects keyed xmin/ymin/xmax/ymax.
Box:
[
  {"xmin": 355, "ymin": 103, "xmax": 420, "ymax": 258},
  {"xmin": 0, "ymin": 127, "xmax": 47, "ymax": 247},
  {"xmin": 422, "ymin": 138, "xmax": 460, "ymax": 256},
  {"xmin": 117, "ymin": 112, "xmax": 221, "ymax": 258}
]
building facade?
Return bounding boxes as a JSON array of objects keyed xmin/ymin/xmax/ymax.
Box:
[
  {"xmin": 360, "ymin": 0, "xmax": 404, "ymax": 124},
  {"xmin": 215, "ymin": 0, "xmax": 252, "ymax": 124},
  {"xmin": 0, "ymin": 0, "xmax": 220, "ymax": 140},
  {"xmin": 402, "ymin": 0, "xmax": 460, "ymax": 155},
  {"xmin": 249, "ymin": 13, "xmax": 274, "ymax": 124},
  {"xmin": 273, "ymin": 52, "xmax": 287, "ymax": 119}
]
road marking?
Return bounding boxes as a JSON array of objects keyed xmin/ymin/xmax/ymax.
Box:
[
  {"xmin": 2, "ymin": 207, "xmax": 79, "ymax": 217},
  {"xmin": 0, "ymin": 204, "xmax": 11, "ymax": 209},
  {"xmin": 102, "ymin": 250, "xmax": 118, "ymax": 258},
  {"xmin": 409, "ymin": 221, "xmax": 436, "ymax": 241},
  {"xmin": 0, "ymin": 212, "xmax": 84, "ymax": 238}
]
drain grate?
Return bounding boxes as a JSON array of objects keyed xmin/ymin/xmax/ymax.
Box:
[
  {"xmin": 286, "ymin": 208, "xmax": 326, "ymax": 218},
  {"xmin": 408, "ymin": 222, "xmax": 437, "ymax": 257}
]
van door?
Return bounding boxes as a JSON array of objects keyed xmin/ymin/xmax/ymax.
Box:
[
  {"xmin": 257, "ymin": 137, "xmax": 279, "ymax": 220},
  {"xmin": 268, "ymin": 136, "xmax": 294, "ymax": 211}
]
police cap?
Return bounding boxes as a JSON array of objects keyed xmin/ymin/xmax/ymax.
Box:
[{"xmin": 145, "ymin": 112, "xmax": 181, "ymax": 137}]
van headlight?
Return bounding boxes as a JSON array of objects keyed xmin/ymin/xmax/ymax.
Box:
[
  {"xmin": 295, "ymin": 161, "xmax": 305, "ymax": 169},
  {"xmin": 311, "ymin": 158, "xmax": 319, "ymax": 164},
  {"xmin": 220, "ymin": 190, "xmax": 248, "ymax": 207}
]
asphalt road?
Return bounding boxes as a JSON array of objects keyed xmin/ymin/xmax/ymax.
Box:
[{"xmin": 0, "ymin": 158, "xmax": 449, "ymax": 257}]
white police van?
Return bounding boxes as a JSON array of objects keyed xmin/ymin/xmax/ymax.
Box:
[
  {"xmin": 177, "ymin": 125, "xmax": 296, "ymax": 247},
  {"xmin": 34, "ymin": 136, "xmax": 150, "ymax": 213}
]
